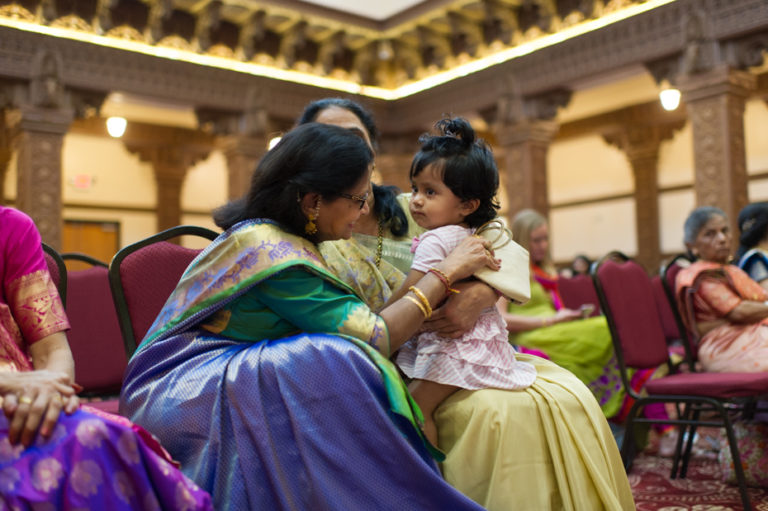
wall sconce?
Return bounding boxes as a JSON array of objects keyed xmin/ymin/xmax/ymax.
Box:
[
  {"xmin": 106, "ymin": 116, "xmax": 127, "ymax": 138},
  {"xmin": 659, "ymin": 87, "xmax": 681, "ymax": 111}
]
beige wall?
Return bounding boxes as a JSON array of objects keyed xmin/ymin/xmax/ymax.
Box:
[{"xmin": 746, "ymin": 99, "xmax": 768, "ymax": 175}]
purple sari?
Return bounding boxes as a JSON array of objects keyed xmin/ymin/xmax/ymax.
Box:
[{"xmin": 0, "ymin": 406, "xmax": 212, "ymax": 510}]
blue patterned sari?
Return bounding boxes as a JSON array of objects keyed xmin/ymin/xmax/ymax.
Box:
[{"xmin": 120, "ymin": 219, "xmax": 482, "ymax": 510}]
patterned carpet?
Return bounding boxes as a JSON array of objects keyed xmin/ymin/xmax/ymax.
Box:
[{"xmin": 629, "ymin": 452, "xmax": 768, "ymax": 510}]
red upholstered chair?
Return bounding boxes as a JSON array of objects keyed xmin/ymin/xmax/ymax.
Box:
[
  {"xmin": 651, "ymin": 275, "xmax": 680, "ymax": 345},
  {"xmin": 660, "ymin": 253, "xmax": 698, "ymax": 366},
  {"xmin": 592, "ymin": 251, "xmax": 768, "ymax": 511},
  {"xmin": 61, "ymin": 253, "xmax": 125, "ymax": 414},
  {"xmin": 42, "ymin": 243, "xmax": 67, "ymax": 304},
  {"xmin": 558, "ymin": 273, "xmax": 600, "ymax": 316},
  {"xmin": 109, "ymin": 225, "xmax": 219, "ymax": 357}
]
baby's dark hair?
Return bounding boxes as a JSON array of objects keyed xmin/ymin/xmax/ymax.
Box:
[{"xmin": 410, "ymin": 117, "xmax": 500, "ymax": 228}]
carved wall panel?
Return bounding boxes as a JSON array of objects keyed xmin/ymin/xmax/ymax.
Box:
[
  {"xmin": 679, "ymin": 67, "xmax": 753, "ymax": 247},
  {"xmin": 495, "ymin": 120, "xmax": 558, "ymax": 220},
  {"xmin": 15, "ymin": 129, "xmax": 66, "ymax": 247}
]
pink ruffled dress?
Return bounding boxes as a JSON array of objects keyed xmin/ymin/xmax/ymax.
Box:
[{"xmin": 396, "ymin": 225, "xmax": 536, "ymax": 390}]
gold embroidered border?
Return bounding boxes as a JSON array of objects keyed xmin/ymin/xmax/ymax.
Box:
[{"xmin": 7, "ymin": 269, "xmax": 70, "ymax": 343}]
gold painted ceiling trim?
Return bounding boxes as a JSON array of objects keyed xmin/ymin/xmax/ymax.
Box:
[{"xmin": 0, "ymin": 0, "xmax": 677, "ymax": 100}]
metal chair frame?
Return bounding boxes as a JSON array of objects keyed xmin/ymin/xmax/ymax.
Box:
[
  {"xmin": 108, "ymin": 225, "xmax": 218, "ymax": 357},
  {"xmin": 591, "ymin": 251, "xmax": 768, "ymax": 511},
  {"xmin": 42, "ymin": 242, "xmax": 67, "ymax": 305}
]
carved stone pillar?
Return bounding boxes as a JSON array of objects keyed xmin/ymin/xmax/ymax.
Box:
[
  {"xmin": 197, "ymin": 87, "xmax": 275, "ymax": 200},
  {"xmin": 10, "ymin": 106, "xmax": 73, "ymax": 248},
  {"xmin": 605, "ymin": 118, "xmax": 683, "ymax": 272},
  {"xmin": 494, "ymin": 120, "xmax": 559, "ymax": 220},
  {"xmin": 125, "ymin": 126, "xmax": 212, "ymax": 232},
  {"xmin": 677, "ymin": 67, "xmax": 755, "ymax": 242},
  {"xmin": 219, "ymin": 136, "xmax": 267, "ymax": 199},
  {"xmin": 377, "ymin": 132, "xmax": 422, "ymax": 192},
  {"xmin": 490, "ymin": 82, "xmax": 570, "ymax": 221},
  {"xmin": 0, "ymin": 111, "xmax": 13, "ymax": 205}
]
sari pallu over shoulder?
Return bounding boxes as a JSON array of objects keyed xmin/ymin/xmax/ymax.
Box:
[
  {"xmin": 133, "ymin": 218, "xmax": 440, "ymax": 460},
  {"xmin": 139, "ymin": 219, "xmax": 360, "ymax": 351}
]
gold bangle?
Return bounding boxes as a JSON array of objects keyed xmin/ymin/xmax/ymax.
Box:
[
  {"xmin": 404, "ymin": 295, "xmax": 429, "ymax": 318},
  {"xmin": 408, "ymin": 286, "xmax": 433, "ymax": 318}
]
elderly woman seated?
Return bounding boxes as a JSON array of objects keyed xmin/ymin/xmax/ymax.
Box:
[{"xmin": 676, "ymin": 205, "xmax": 768, "ymax": 373}]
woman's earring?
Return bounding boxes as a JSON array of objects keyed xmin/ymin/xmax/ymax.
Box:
[{"xmin": 305, "ymin": 205, "xmax": 319, "ymax": 235}]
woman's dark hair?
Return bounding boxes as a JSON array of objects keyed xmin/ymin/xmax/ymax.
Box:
[
  {"xmin": 213, "ymin": 123, "xmax": 373, "ymax": 239},
  {"xmin": 296, "ymin": 97, "xmax": 408, "ymax": 237},
  {"xmin": 297, "ymin": 97, "xmax": 380, "ymax": 149},
  {"xmin": 410, "ymin": 117, "xmax": 500, "ymax": 228},
  {"xmin": 735, "ymin": 201, "xmax": 768, "ymax": 262},
  {"xmin": 571, "ymin": 254, "xmax": 592, "ymax": 274}
]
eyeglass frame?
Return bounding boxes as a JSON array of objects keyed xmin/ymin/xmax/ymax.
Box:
[{"xmin": 338, "ymin": 191, "xmax": 370, "ymax": 210}]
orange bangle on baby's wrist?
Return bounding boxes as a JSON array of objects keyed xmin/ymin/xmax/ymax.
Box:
[{"xmin": 427, "ymin": 267, "xmax": 460, "ymax": 297}]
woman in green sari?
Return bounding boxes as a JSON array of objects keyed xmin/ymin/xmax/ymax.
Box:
[{"xmin": 120, "ymin": 122, "xmax": 499, "ymax": 510}]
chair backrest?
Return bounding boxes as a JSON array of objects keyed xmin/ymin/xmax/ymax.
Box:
[
  {"xmin": 660, "ymin": 253, "xmax": 698, "ymax": 362},
  {"xmin": 109, "ymin": 225, "xmax": 219, "ymax": 357},
  {"xmin": 42, "ymin": 242, "xmax": 67, "ymax": 305},
  {"xmin": 591, "ymin": 252, "xmax": 670, "ymax": 374},
  {"xmin": 61, "ymin": 252, "xmax": 109, "ymax": 270},
  {"xmin": 650, "ymin": 274, "xmax": 680, "ymax": 342},
  {"xmin": 558, "ymin": 274, "xmax": 600, "ymax": 316},
  {"xmin": 63, "ymin": 257, "xmax": 126, "ymax": 396}
]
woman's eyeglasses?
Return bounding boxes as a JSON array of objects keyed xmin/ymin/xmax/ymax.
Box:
[{"xmin": 338, "ymin": 191, "xmax": 369, "ymax": 210}]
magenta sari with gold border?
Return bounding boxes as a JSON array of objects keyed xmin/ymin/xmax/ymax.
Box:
[
  {"xmin": 0, "ymin": 207, "xmax": 69, "ymax": 371},
  {"xmin": 0, "ymin": 207, "xmax": 213, "ymax": 510}
]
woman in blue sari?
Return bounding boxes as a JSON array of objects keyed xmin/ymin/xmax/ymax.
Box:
[{"xmin": 120, "ymin": 123, "xmax": 500, "ymax": 510}]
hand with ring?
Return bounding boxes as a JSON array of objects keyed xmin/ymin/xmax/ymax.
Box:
[{"xmin": 1, "ymin": 370, "xmax": 81, "ymax": 446}]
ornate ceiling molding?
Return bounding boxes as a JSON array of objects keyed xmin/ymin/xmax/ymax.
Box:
[{"xmin": 0, "ymin": 0, "xmax": 675, "ymax": 97}]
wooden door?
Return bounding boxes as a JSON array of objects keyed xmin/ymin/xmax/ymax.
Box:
[{"xmin": 62, "ymin": 220, "xmax": 120, "ymax": 271}]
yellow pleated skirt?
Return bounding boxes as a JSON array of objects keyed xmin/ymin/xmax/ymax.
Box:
[{"xmin": 435, "ymin": 354, "xmax": 636, "ymax": 511}]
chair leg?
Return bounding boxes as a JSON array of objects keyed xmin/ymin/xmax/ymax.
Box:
[
  {"xmin": 620, "ymin": 401, "xmax": 642, "ymax": 472},
  {"xmin": 679, "ymin": 407, "xmax": 700, "ymax": 479},
  {"xmin": 670, "ymin": 403, "xmax": 691, "ymax": 479},
  {"xmin": 720, "ymin": 410, "xmax": 752, "ymax": 511}
]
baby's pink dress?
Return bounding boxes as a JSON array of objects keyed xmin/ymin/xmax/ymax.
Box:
[{"xmin": 396, "ymin": 225, "xmax": 536, "ymax": 390}]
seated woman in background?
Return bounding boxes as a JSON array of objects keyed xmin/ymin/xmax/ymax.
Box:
[
  {"xmin": 121, "ymin": 123, "xmax": 502, "ymax": 510},
  {"xmin": 497, "ymin": 209, "xmax": 629, "ymax": 418},
  {"xmin": 676, "ymin": 206, "xmax": 768, "ymax": 373},
  {"xmin": 735, "ymin": 201, "xmax": 768, "ymax": 291},
  {"xmin": 0, "ymin": 206, "xmax": 212, "ymax": 510}
]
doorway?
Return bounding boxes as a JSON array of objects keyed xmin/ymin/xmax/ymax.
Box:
[{"xmin": 62, "ymin": 220, "xmax": 120, "ymax": 270}]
